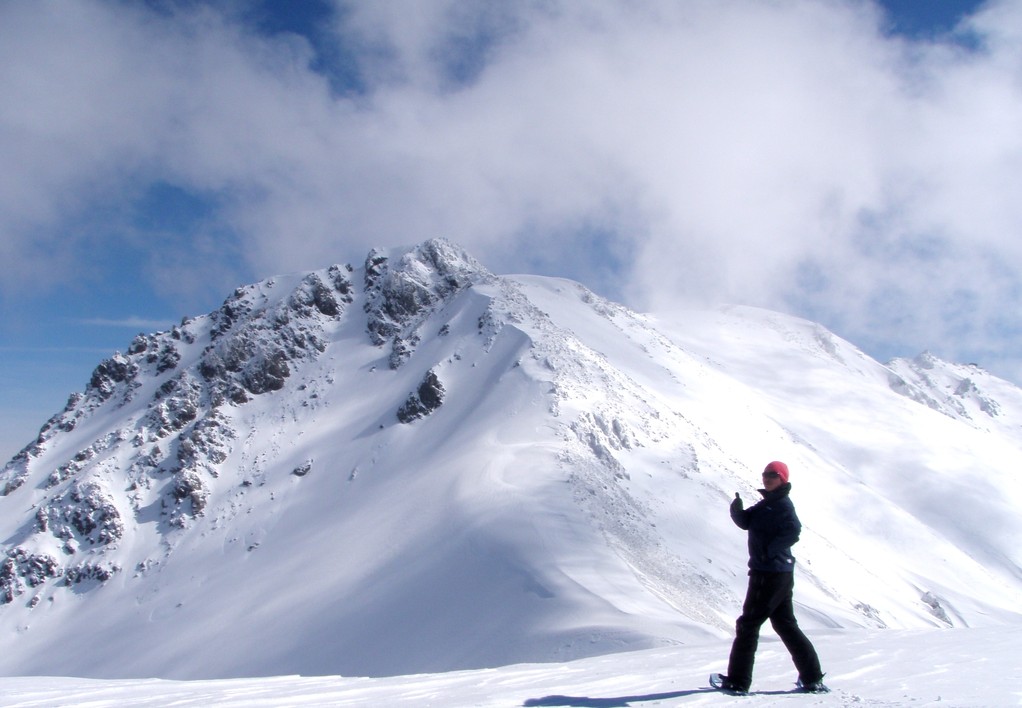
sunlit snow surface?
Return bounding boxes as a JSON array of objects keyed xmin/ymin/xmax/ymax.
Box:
[
  {"xmin": 1, "ymin": 243, "xmax": 1020, "ymax": 697},
  {"xmin": 2, "ymin": 627, "xmax": 1020, "ymax": 706}
]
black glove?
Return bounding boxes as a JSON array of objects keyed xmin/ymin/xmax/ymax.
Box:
[{"xmin": 730, "ymin": 492, "xmax": 743, "ymax": 513}]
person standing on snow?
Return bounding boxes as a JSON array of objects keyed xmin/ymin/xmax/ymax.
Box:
[{"xmin": 712, "ymin": 461, "xmax": 828, "ymax": 695}]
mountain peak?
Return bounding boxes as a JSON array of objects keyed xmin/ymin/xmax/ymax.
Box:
[
  {"xmin": 886, "ymin": 349, "xmax": 1022, "ymax": 436},
  {"xmin": 0, "ymin": 239, "xmax": 500, "ymax": 614},
  {"xmin": 1, "ymin": 240, "xmax": 1021, "ymax": 679},
  {"xmin": 363, "ymin": 238, "xmax": 492, "ymax": 365}
]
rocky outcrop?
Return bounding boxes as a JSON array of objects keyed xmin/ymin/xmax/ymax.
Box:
[
  {"xmin": 397, "ymin": 369, "xmax": 446, "ymax": 423},
  {"xmin": 364, "ymin": 239, "xmax": 491, "ymax": 368},
  {"xmin": 0, "ymin": 451, "xmax": 32, "ymax": 496},
  {"xmin": 88, "ymin": 353, "xmax": 140, "ymax": 403},
  {"xmin": 200, "ymin": 269, "xmax": 354, "ymax": 402},
  {"xmin": 64, "ymin": 561, "xmax": 121, "ymax": 587},
  {"xmin": 888, "ymin": 351, "xmax": 1008, "ymax": 426},
  {"xmin": 36, "ymin": 481, "xmax": 124, "ymax": 551},
  {"xmin": 1, "ymin": 549, "xmax": 61, "ymax": 604},
  {"xmin": 163, "ymin": 411, "xmax": 234, "ymax": 527},
  {"xmin": 128, "ymin": 334, "xmax": 182, "ymax": 375}
]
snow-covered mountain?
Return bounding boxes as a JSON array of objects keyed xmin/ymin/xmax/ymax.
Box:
[{"xmin": 1, "ymin": 239, "xmax": 1020, "ymax": 680}]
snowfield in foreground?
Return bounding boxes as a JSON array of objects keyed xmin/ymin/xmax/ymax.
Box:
[{"xmin": 2, "ymin": 626, "xmax": 1020, "ymax": 706}]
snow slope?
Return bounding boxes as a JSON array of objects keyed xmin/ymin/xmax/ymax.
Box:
[
  {"xmin": 1, "ymin": 240, "xmax": 1020, "ymax": 683},
  {"xmin": 2, "ymin": 627, "xmax": 1020, "ymax": 706}
]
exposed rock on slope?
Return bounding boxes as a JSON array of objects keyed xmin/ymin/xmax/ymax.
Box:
[{"xmin": 0, "ymin": 240, "xmax": 494, "ymax": 614}]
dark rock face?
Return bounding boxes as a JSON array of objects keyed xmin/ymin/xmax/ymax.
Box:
[
  {"xmin": 290, "ymin": 267, "xmax": 352, "ymax": 317},
  {"xmin": 242, "ymin": 350, "xmax": 291, "ymax": 395},
  {"xmin": 88, "ymin": 353, "xmax": 139, "ymax": 402},
  {"xmin": 36, "ymin": 481, "xmax": 124, "ymax": 549},
  {"xmin": 170, "ymin": 470, "xmax": 209, "ymax": 523},
  {"xmin": 147, "ymin": 374, "xmax": 202, "ymax": 437},
  {"xmin": 129, "ymin": 334, "xmax": 182, "ymax": 374},
  {"xmin": 364, "ymin": 239, "xmax": 491, "ymax": 368},
  {"xmin": 397, "ymin": 370, "xmax": 446, "ymax": 423},
  {"xmin": 0, "ymin": 454, "xmax": 28, "ymax": 496},
  {"xmin": 199, "ymin": 269, "xmax": 352, "ymax": 401},
  {"xmin": 64, "ymin": 561, "xmax": 121, "ymax": 586},
  {"xmin": 163, "ymin": 411, "xmax": 234, "ymax": 527},
  {"xmin": 1, "ymin": 549, "xmax": 61, "ymax": 604}
]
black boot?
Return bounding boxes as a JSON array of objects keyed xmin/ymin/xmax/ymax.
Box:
[
  {"xmin": 796, "ymin": 674, "xmax": 829, "ymax": 693},
  {"xmin": 710, "ymin": 673, "xmax": 750, "ymax": 696}
]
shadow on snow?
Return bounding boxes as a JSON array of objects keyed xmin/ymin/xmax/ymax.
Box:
[{"xmin": 523, "ymin": 688, "xmax": 715, "ymax": 707}]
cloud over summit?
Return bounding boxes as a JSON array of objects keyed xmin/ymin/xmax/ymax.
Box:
[{"xmin": 2, "ymin": 0, "xmax": 1021, "ymax": 378}]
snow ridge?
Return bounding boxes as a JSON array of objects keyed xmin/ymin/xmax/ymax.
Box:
[
  {"xmin": 887, "ymin": 351, "xmax": 1022, "ymax": 439},
  {"xmin": 0, "ymin": 240, "xmax": 1021, "ymax": 680}
]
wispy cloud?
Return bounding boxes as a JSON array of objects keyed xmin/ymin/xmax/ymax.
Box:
[
  {"xmin": 1, "ymin": 344, "xmax": 119, "ymax": 351},
  {"xmin": 2, "ymin": 0, "xmax": 1022, "ymax": 378},
  {"xmin": 79, "ymin": 316, "xmax": 176, "ymax": 331}
]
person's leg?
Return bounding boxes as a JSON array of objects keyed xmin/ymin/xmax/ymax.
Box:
[
  {"xmin": 726, "ymin": 572, "xmax": 773, "ymax": 691},
  {"xmin": 768, "ymin": 575, "xmax": 823, "ymax": 684}
]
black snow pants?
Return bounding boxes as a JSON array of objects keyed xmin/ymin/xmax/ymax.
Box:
[{"xmin": 726, "ymin": 570, "xmax": 822, "ymax": 691}]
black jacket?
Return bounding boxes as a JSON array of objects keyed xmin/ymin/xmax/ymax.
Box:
[{"xmin": 730, "ymin": 483, "xmax": 801, "ymax": 573}]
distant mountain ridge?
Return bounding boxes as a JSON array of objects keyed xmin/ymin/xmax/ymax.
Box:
[
  {"xmin": 888, "ymin": 350, "xmax": 1022, "ymax": 435},
  {"xmin": 1, "ymin": 239, "xmax": 1020, "ymax": 679}
]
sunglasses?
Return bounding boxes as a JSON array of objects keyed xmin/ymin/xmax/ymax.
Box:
[{"xmin": 762, "ymin": 471, "xmax": 781, "ymax": 479}]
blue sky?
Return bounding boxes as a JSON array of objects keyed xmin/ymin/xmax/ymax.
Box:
[{"xmin": 1, "ymin": 0, "xmax": 1015, "ymax": 463}]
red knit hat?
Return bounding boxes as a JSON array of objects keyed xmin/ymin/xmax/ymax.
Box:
[{"xmin": 763, "ymin": 461, "xmax": 789, "ymax": 483}]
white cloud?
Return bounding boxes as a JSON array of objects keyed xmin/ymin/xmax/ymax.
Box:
[{"xmin": 2, "ymin": 0, "xmax": 1022, "ymax": 379}]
